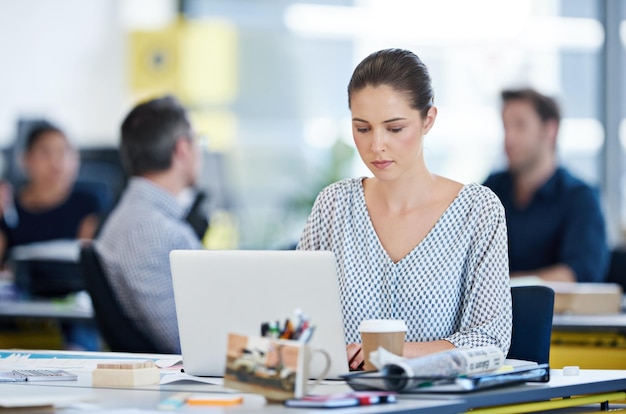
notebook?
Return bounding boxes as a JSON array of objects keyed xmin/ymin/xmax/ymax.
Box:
[{"xmin": 169, "ymin": 249, "xmax": 350, "ymax": 378}]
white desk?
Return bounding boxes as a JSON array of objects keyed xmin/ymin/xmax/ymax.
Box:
[
  {"xmin": 1, "ymin": 382, "xmax": 465, "ymax": 413},
  {"xmin": 406, "ymin": 369, "xmax": 626, "ymax": 412},
  {"xmin": 0, "ymin": 350, "xmax": 464, "ymax": 412},
  {"xmin": 1, "ymin": 350, "xmax": 626, "ymax": 413},
  {"xmin": 3, "ymin": 371, "xmax": 626, "ymax": 413}
]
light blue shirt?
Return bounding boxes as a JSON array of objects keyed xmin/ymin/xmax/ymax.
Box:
[{"xmin": 97, "ymin": 177, "xmax": 203, "ymax": 353}]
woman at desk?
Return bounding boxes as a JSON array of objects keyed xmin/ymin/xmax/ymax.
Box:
[
  {"xmin": 297, "ymin": 49, "xmax": 512, "ymax": 370},
  {"xmin": 0, "ymin": 124, "xmax": 100, "ymax": 253},
  {"xmin": 0, "ymin": 123, "xmax": 103, "ymax": 350}
]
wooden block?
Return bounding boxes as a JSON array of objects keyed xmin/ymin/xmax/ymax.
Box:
[
  {"xmin": 92, "ymin": 360, "xmax": 159, "ymax": 387},
  {"xmin": 96, "ymin": 360, "xmax": 156, "ymax": 370},
  {"xmin": 551, "ymin": 283, "xmax": 623, "ymax": 314}
]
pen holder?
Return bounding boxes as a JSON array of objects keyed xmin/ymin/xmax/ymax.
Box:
[{"xmin": 224, "ymin": 333, "xmax": 330, "ymax": 402}]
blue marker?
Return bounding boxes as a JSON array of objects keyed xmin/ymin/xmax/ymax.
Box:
[
  {"xmin": 158, "ymin": 392, "xmax": 191, "ymax": 410},
  {"xmin": 299, "ymin": 324, "xmax": 316, "ymax": 343}
]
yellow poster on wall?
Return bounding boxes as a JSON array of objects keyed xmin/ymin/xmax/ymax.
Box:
[{"xmin": 129, "ymin": 18, "xmax": 237, "ymax": 105}]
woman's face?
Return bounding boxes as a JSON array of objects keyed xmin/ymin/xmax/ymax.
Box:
[
  {"xmin": 23, "ymin": 131, "xmax": 78, "ymax": 188},
  {"xmin": 350, "ymin": 84, "xmax": 436, "ymax": 182}
]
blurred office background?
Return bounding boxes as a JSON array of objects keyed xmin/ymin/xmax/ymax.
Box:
[{"xmin": 0, "ymin": 0, "xmax": 624, "ymax": 249}]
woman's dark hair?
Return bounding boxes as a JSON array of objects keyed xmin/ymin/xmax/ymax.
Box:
[
  {"xmin": 120, "ymin": 95, "xmax": 191, "ymax": 176},
  {"xmin": 25, "ymin": 123, "xmax": 66, "ymax": 152},
  {"xmin": 347, "ymin": 48, "xmax": 434, "ymax": 118}
]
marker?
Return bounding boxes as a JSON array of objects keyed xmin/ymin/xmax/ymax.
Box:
[
  {"xmin": 157, "ymin": 392, "xmax": 191, "ymax": 410},
  {"xmin": 298, "ymin": 324, "xmax": 316, "ymax": 343},
  {"xmin": 260, "ymin": 322, "xmax": 270, "ymax": 337},
  {"xmin": 290, "ymin": 308, "xmax": 303, "ymax": 333},
  {"xmin": 268, "ymin": 321, "xmax": 280, "ymax": 338},
  {"xmin": 279, "ymin": 318, "xmax": 295, "ymax": 339},
  {"xmin": 186, "ymin": 394, "xmax": 243, "ymax": 406},
  {"xmin": 294, "ymin": 314, "xmax": 310, "ymax": 340}
]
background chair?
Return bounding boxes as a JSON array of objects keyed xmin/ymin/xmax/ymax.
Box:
[
  {"xmin": 507, "ymin": 285, "xmax": 555, "ymax": 364},
  {"xmin": 9, "ymin": 240, "xmax": 84, "ymax": 299},
  {"xmin": 14, "ymin": 259, "xmax": 84, "ymax": 298},
  {"xmin": 79, "ymin": 242, "xmax": 161, "ymax": 353},
  {"xmin": 76, "ymin": 147, "xmax": 127, "ymax": 213},
  {"xmin": 606, "ymin": 248, "xmax": 626, "ymax": 291}
]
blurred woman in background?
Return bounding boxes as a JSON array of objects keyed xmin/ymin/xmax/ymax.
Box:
[
  {"xmin": 0, "ymin": 124, "xmax": 100, "ymax": 254},
  {"xmin": 0, "ymin": 123, "xmax": 103, "ymax": 350}
]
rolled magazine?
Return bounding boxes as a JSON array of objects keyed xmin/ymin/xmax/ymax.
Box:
[{"xmin": 376, "ymin": 346, "xmax": 504, "ymax": 391}]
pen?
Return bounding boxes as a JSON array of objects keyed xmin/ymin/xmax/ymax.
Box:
[
  {"xmin": 260, "ymin": 322, "xmax": 270, "ymax": 337},
  {"xmin": 298, "ymin": 324, "xmax": 316, "ymax": 343},
  {"xmin": 293, "ymin": 314, "xmax": 310, "ymax": 340},
  {"xmin": 157, "ymin": 392, "xmax": 191, "ymax": 410},
  {"xmin": 279, "ymin": 318, "xmax": 295, "ymax": 339},
  {"xmin": 268, "ymin": 321, "xmax": 280, "ymax": 338}
]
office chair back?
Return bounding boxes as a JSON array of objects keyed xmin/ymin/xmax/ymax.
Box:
[
  {"xmin": 79, "ymin": 243, "xmax": 161, "ymax": 353},
  {"xmin": 507, "ymin": 285, "xmax": 555, "ymax": 364},
  {"xmin": 14, "ymin": 259, "xmax": 84, "ymax": 298},
  {"xmin": 606, "ymin": 248, "xmax": 626, "ymax": 291}
]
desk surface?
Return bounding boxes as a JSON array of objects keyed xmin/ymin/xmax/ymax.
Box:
[
  {"xmin": 407, "ymin": 369, "xmax": 626, "ymax": 410},
  {"xmin": 1, "ymin": 349, "xmax": 625, "ymax": 413},
  {"xmin": 3, "ymin": 370, "xmax": 626, "ymax": 413},
  {"xmin": 0, "ymin": 350, "xmax": 464, "ymax": 412},
  {"xmin": 552, "ymin": 313, "xmax": 626, "ymax": 331},
  {"xmin": 0, "ymin": 296, "xmax": 93, "ymax": 320},
  {"xmin": 0, "ymin": 383, "xmax": 465, "ymax": 413}
]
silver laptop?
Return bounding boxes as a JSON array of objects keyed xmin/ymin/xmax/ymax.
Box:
[{"xmin": 170, "ymin": 249, "xmax": 349, "ymax": 378}]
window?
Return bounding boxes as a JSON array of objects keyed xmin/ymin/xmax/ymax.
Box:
[{"xmin": 184, "ymin": 0, "xmax": 620, "ymax": 248}]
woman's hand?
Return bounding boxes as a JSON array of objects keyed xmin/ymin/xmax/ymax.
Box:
[
  {"xmin": 0, "ymin": 181, "xmax": 13, "ymax": 218},
  {"xmin": 346, "ymin": 343, "xmax": 364, "ymax": 371},
  {"xmin": 348, "ymin": 340, "xmax": 455, "ymax": 371}
]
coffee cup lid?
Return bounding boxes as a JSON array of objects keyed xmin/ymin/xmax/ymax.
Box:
[{"xmin": 358, "ymin": 319, "xmax": 407, "ymax": 333}]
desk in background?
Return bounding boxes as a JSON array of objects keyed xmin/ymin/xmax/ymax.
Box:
[
  {"xmin": 551, "ymin": 313, "xmax": 626, "ymax": 369},
  {"xmin": 0, "ymin": 294, "xmax": 94, "ymax": 350},
  {"xmin": 536, "ymin": 282, "xmax": 626, "ymax": 369},
  {"xmin": 0, "ymin": 295, "xmax": 93, "ymax": 321}
]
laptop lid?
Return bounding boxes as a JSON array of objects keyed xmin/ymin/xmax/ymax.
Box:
[{"xmin": 170, "ymin": 250, "xmax": 349, "ymax": 378}]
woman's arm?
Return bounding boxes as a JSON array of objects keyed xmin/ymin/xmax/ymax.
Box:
[
  {"xmin": 403, "ymin": 339, "xmax": 455, "ymax": 358},
  {"xmin": 346, "ymin": 340, "xmax": 456, "ymax": 370},
  {"xmin": 0, "ymin": 232, "xmax": 7, "ymax": 267},
  {"xmin": 445, "ymin": 190, "xmax": 512, "ymax": 354},
  {"xmin": 77, "ymin": 213, "xmax": 100, "ymax": 240}
]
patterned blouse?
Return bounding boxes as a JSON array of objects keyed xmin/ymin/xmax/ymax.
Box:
[{"xmin": 297, "ymin": 178, "xmax": 512, "ymax": 355}]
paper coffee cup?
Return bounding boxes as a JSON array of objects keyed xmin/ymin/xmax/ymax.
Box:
[{"xmin": 359, "ymin": 319, "xmax": 407, "ymax": 371}]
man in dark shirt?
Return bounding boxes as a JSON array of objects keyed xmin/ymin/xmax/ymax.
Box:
[{"xmin": 484, "ymin": 88, "xmax": 609, "ymax": 283}]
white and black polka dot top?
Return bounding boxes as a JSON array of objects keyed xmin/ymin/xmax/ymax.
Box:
[{"xmin": 297, "ymin": 178, "xmax": 512, "ymax": 355}]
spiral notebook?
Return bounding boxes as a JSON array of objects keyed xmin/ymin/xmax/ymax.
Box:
[{"xmin": 341, "ymin": 363, "xmax": 550, "ymax": 393}]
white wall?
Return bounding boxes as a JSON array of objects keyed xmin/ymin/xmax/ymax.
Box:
[{"xmin": 0, "ymin": 0, "xmax": 127, "ymax": 147}]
